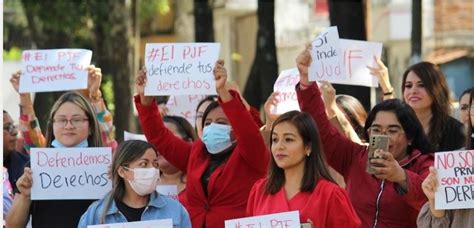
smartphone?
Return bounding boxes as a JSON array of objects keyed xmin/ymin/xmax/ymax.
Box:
[
  {"xmin": 366, "ymin": 134, "xmax": 390, "ymax": 174},
  {"xmin": 301, "ymin": 223, "xmax": 312, "ymax": 228}
]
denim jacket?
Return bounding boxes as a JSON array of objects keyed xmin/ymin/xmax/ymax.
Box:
[{"xmin": 78, "ymin": 191, "xmax": 191, "ymax": 227}]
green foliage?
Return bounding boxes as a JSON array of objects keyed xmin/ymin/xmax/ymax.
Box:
[
  {"xmin": 3, "ymin": 47, "xmax": 23, "ymax": 61},
  {"xmin": 140, "ymin": 0, "xmax": 170, "ymax": 20},
  {"xmin": 101, "ymin": 77, "xmax": 115, "ymax": 115}
]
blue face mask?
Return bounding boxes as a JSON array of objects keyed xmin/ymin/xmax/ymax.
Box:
[
  {"xmin": 202, "ymin": 123, "xmax": 233, "ymax": 154},
  {"xmin": 51, "ymin": 139, "xmax": 89, "ymax": 148}
]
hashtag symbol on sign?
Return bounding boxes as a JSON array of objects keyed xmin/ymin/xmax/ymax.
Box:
[
  {"xmin": 22, "ymin": 52, "xmax": 31, "ymax": 61},
  {"xmin": 146, "ymin": 48, "xmax": 159, "ymax": 62}
]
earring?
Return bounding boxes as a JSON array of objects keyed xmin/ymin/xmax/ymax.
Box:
[{"xmin": 306, "ymin": 153, "xmax": 310, "ymax": 157}]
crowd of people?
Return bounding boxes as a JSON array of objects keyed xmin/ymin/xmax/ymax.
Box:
[{"xmin": 3, "ymin": 43, "xmax": 473, "ymax": 228}]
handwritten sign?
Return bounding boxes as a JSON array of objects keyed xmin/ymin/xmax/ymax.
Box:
[
  {"xmin": 434, "ymin": 150, "xmax": 474, "ymax": 210},
  {"xmin": 124, "ymin": 131, "xmax": 147, "ymax": 142},
  {"xmin": 166, "ymin": 95, "xmax": 207, "ymax": 127},
  {"xmin": 329, "ymin": 39, "xmax": 383, "ymax": 87},
  {"xmin": 273, "ymin": 68, "xmax": 301, "ymax": 114},
  {"xmin": 88, "ymin": 219, "xmax": 173, "ymax": 228},
  {"xmin": 144, "ymin": 43, "xmax": 220, "ymax": 96},
  {"xmin": 225, "ymin": 211, "xmax": 300, "ymax": 228},
  {"xmin": 308, "ymin": 27, "xmax": 345, "ymax": 82},
  {"xmin": 30, "ymin": 147, "xmax": 112, "ymax": 200},
  {"xmin": 156, "ymin": 185, "xmax": 179, "ymax": 201},
  {"xmin": 19, "ymin": 49, "xmax": 92, "ymax": 93}
]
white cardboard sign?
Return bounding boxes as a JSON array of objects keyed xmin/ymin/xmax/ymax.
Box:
[
  {"xmin": 87, "ymin": 219, "xmax": 173, "ymax": 228},
  {"xmin": 166, "ymin": 95, "xmax": 207, "ymax": 127},
  {"xmin": 144, "ymin": 43, "xmax": 220, "ymax": 96},
  {"xmin": 434, "ymin": 150, "xmax": 474, "ymax": 210},
  {"xmin": 30, "ymin": 147, "xmax": 112, "ymax": 200},
  {"xmin": 330, "ymin": 39, "xmax": 383, "ymax": 87},
  {"xmin": 273, "ymin": 68, "xmax": 301, "ymax": 114},
  {"xmin": 123, "ymin": 131, "xmax": 147, "ymax": 142},
  {"xmin": 308, "ymin": 26, "xmax": 345, "ymax": 82},
  {"xmin": 19, "ymin": 49, "xmax": 92, "ymax": 93},
  {"xmin": 156, "ymin": 185, "xmax": 179, "ymax": 201},
  {"xmin": 225, "ymin": 211, "xmax": 300, "ymax": 228}
]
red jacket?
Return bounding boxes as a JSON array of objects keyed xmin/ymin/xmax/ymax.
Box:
[
  {"xmin": 247, "ymin": 178, "xmax": 361, "ymax": 228},
  {"xmin": 296, "ymin": 83, "xmax": 433, "ymax": 228},
  {"xmin": 135, "ymin": 91, "xmax": 269, "ymax": 228}
]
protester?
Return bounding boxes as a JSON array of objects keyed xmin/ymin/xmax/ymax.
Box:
[
  {"xmin": 417, "ymin": 88, "xmax": 474, "ymax": 227},
  {"xmin": 247, "ymin": 111, "xmax": 361, "ymax": 227},
  {"xmin": 3, "ymin": 168, "xmax": 13, "ymax": 221},
  {"xmin": 9, "ymin": 66, "xmax": 118, "ymax": 152},
  {"xmin": 3, "ymin": 110, "xmax": 29, "ymax": 194},
  {"xmin": 6, "ymin": 92, "xmax": 103, "ymax": 228},
  {"xmin": 78, "ymin": 140, "xmax": 191, "ymax": 227},
  {"xmin": 295, "ymin": 45, "xmax": 434, "ymax": 227},
  {"xmin": 459, "ymin": 87, "xmax": 473, "ymax": 125},
  {"xmin": 134, "ymin": 60, "xmax": 269, "ymax": 227},
  {"xmin": 158, "ymin": 115, "xmax": 197, "ymax": 207}
]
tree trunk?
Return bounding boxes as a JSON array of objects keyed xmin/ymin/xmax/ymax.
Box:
[
  {"xmin": 328, "ymin": 0, "xmax": 370, "ymax": 110},
  {"xmin": 243, "ymin": 0, "xmax": 279, "ymax": 109},
  {"xmin": 194, "ymin": 0, "xmax": 214, "ymax": 42},
  {"xmin": 411, "ymin": 0, "xmax": 422, "ymax": 63},
  {"xmin": 91, "ymin": 0, "xmax": 135, "ymax": 141}
]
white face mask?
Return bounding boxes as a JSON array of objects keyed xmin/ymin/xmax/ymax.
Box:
[{"xmin": 123, "ymin": 167, "xmax": 160, "ymax": 196}]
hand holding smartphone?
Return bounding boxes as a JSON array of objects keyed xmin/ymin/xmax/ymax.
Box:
[{"xmin": 366, "ymin": 134, "xmax": 390, "ymax": 174}]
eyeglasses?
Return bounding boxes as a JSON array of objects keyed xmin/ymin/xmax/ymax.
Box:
[
  {"xmin": 3, "ymin": 123, "xmax": 17, "ymax": 135},
  {"xmin": 368, "ymin": 126, "xmax": 404, "ymax": 138},
  {"xmin": 53, "ymin": 118, "xmax": 89, "ymax": 128}
]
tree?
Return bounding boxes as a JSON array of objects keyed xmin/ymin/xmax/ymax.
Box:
[
  {"xmin": 194, "ymin": 0, "xmax": 214, "ymax": 42},
  {"xmin": 328, "ymin": 0, "xmax": 370, "ymax": 110},
  {"xmin": 243, "ymin": 0, "xmax": 279, "ymax": 109},
  {"xmin": 90, "ymin": 0, "xmax": 136, "ymax": 140}
]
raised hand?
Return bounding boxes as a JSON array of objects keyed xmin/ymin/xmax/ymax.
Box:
[
  {"xmin": 87, "ymin": 65, "xmax": 102, "ymax": 102},
  {"xmin": 87, "ymin": 65, "xmax": 103, "ymax": 101},
  {"xmin": 10, "ymin": 70, "xmax": 21, "ymax": 94},
  {"xmin": 213, "ymin": 60, "xmax": 232, "ymax": 102},
  {"xmin": 135, "ymin": 68, "xmax": 153, "ymax": 106},
  {"xmin": 367, "ymin": 56, "xmax": 393, "ymax": 97},
  {"xmin": 16, "ymin": 167, "xmax": 33, "ymax": 198},
  {"xmin": 296, "ymin": 44, "xmax": 312, "ymax": 86},
  {"xmin": 421, "ymin": 167, "xmax": 438, "ymax": 201},
  {"xmin": 263, "ymin": 92, "xmax": 281, "ymax": 127}
]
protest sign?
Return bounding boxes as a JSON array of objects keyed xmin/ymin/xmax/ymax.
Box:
[
  {"xmin": 30, "ymin": 147, "xmax": 112, "ymax": 200},
  {"xmin": 434, "ymin": 150, "xmax": 474, "ymax": 210},
  {"xmin": 273, "ymin": 68, "xmax": 301, "ymax": 114},
  {"xmin": 144, "ymin": 43, "xmax": 220, "ymax": 96},
  {"xmin": 156, "ymin": 185, "xmax": 179, "ymax": 201},
  {"xmin": 225, "ymin": 211, "xmax": 300, "ymax": 228},
  {"xmin": 166, "ymin": 95, "xmax": 207, "ymax": 127},
  {"xmin": 19, "ymin": 49, "xmax": 92, "ymax": 93},
  {"xmin": 88, "ymin": 219, "xmax": 173, "ymax": 228},
  {"xmin": 124, "ymin": 131, "xmax": 147, "ymax": 142},
  {"xmin": 330, "ymin": 39, "xmax": 383, "ymax": 87},
  {"xmin": 308, "ymin": 26, "xmax": 345, "ymax": 82}
]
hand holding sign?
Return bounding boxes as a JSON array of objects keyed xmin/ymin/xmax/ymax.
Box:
[
  {"xmin": 213, "ymin": 60, "xmax": 232, "ymax": 102},
  {"xmin": 296, "ymin": 44, "xmax": 312, "ymax": 86},
  {"xmin": 264, "ymin": 92, "xmax": 281, "ymax": 127},
  {"xmin": 421, "ymin": 167, "xmax": 439, "ymax": 201},
  {"xmin": 10, "ymin": 71, "xmax": 22, "ymax": 94},
  {"xmin": 367, "ymin": 56, "xmax": 393, "ymax": 94},
  {"xmin": 16, "ymin": 167, "xmax": 33, "ymax": 198},
  {"xmin": 135, "ymin": 69, "xmax": 153, "ymax": 106},
  {"xmin": 87, "ymin": 65, "xmax": 103, "ymax": 100}
]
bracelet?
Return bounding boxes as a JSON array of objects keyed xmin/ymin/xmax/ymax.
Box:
[{"xmin": 383, "ymin": 89, "xmax": 393, "ymax": 96}]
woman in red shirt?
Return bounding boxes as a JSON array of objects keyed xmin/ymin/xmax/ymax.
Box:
[
  {"xmin": 247, "ymin": 111, "xmax": 361, "ymax": 227},
  {"xmin": 134, "ymin": 60, "xmax": 269, "ymax": 228}
]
